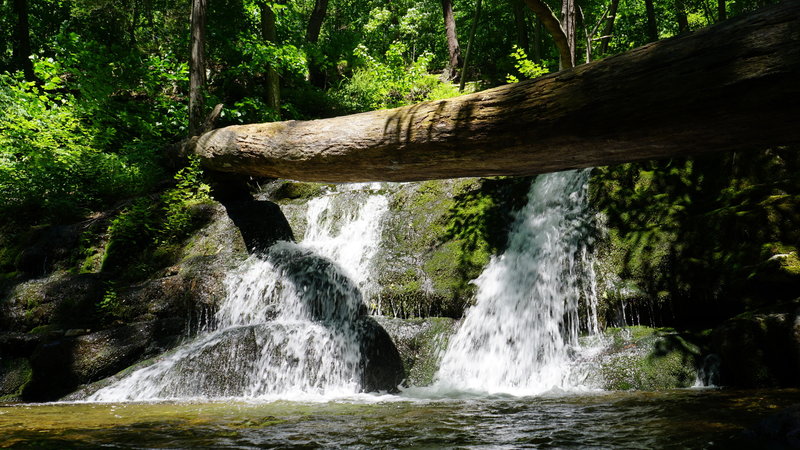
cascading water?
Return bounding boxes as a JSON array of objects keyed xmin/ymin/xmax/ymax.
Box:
[
  {"xmin": 88, "ymin": 185, "xmax": 389, "ymax": 401},
  {"xmin": 435, "ymin": 169, "xmax": 600, "ymax": 395}
]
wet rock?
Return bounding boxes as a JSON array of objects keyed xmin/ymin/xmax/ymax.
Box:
[
  {"xmin": 373, "ymin": 316, "xmax": 458, "ymax": 387},
  {"xmin": 0, "ymin": 358, "xmax": 32, "ymax": 401},
  {"xmin": 357, "ymin": 317, "xmax": 406, "ymax": 392},
  {"xmin": 23, "ymin": 319, "xmax": 184, "ymax": 401},
  {"xmin": 0, "ymin": 273, "xmax": 107, "ymax": 333},
  {"xmin": 592, "ymin": 326, "xmax": 700, "ymax": 390},
  {"xmin": 711, "ymin": 306, "xmax": 800, "ymax": 387},
  {"xmin": 740, "ymin": 404, "xmax": 800, "ymax": 448}
]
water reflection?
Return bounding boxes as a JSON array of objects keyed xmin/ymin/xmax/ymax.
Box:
[{"xmin": 2, "ymin": 389, "xmax": 799, "ymax": 448}]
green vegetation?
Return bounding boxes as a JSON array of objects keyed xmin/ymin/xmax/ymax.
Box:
[
  {"xmin": 592, "ymin": 148, "xmax": 800, "ymax": 328},
  {"xmin": 598, "ymin": 326, "xmax": 700, "ymax": 390}
]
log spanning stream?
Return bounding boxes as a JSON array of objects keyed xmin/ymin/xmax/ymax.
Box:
[
  {"xmin": 192, "ymin": 1, "xmax": 800, "ymax": 183},
  {"xmin": 3, "ymin": 173, "xmax": 800, "ymax": 447}
]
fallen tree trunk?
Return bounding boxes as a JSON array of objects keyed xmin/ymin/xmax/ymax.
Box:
[{"xmin": 195, "ymin": 1, "xmax": 800, "ymax": 182}]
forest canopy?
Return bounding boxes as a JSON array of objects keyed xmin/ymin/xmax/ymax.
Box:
[{"xmin": 0, "ymin": 0, "xmax": 779, "ymax": 222}]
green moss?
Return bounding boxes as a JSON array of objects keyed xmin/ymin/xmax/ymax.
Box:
[
  {"xmin": 404, "ymin": 317, "xmax": 457, "ymax": 386},
  {"xmin": 591, "ymin": 148, "xmax": 800, "ymax": 329},
  {"xmin": 599, "ymin": 327, "xmax": 700, "ymax": 390},
  {"xmin": 0, "ymin": 358, "xmax": 33, "ymax": 401},
  {"xmin": 272, "ymin": 182, "xmax": 329, "ymax": 203}
]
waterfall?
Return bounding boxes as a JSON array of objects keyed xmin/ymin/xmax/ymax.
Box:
[
  {"xmin": 88, "ymin": 185, "xmax": 388, "ymax": 401},
  {"xmin": 435, "ymin": 170, "xmax": 599, "ymax": 395}
]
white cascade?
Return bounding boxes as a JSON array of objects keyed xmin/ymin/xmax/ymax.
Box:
[
  {"xmin": 435, "ymin": 169, "xmax": 599, "ymax": 395},
  {"xmin": 88, "ymin": 185, "xmax": 388, "ymax": 401}
]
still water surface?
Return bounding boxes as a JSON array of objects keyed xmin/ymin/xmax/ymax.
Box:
[{"xmin": 2, "ymin": 388, "xmax": 798, "ymax": 448}]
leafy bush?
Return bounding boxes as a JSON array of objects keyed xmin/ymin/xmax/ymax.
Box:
[
  {"xmin": 101, "ymin": 157, "xmax": 211, "ymax": 274},
  {"xmin": 0, "ymin": 58, "xmax": 161, "ymax": 221}
]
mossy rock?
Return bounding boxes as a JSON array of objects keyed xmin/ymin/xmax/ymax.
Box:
[
  {"xmin": 374, "ymin": 316, "xmax": 458, "ymax": 387},
  {"xmin": 596, "ymin": 326, "xmax": 700, "ymax": 390},
  {"xmin": 271, "ymin": 181, "xmax": 329, "ymax": 203},
  {"xmin": 0, "ymin": 358, "xmax": 32, "ymax": 401}
]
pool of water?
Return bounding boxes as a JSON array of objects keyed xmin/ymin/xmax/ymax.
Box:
[{"xmin": 2, "ymin": 388, "xmax": 798, "ymax": 448}]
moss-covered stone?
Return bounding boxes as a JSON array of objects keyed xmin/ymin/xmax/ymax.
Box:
[
  {"xmin": 594, "ymin": 326, "xmax": 700, "ymax": 390},
  {"xmin": 591, "ymin": 147, "xmax": 800, "ymax": 329},
  {"xmin": 374, "ymin": 316, "xmax": 458, "ymax": 387},
  {"xmin": 0, "ymin": 358, "xmax": 32, "ymax": 401},
  {"xmin": 270, "ymin": 181, "xmax": 329, "ymax": 203}
]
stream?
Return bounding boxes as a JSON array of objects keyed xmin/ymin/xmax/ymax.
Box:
[
  {"xmin": 2, "ymin": 389, "xmax": 799, "ymax": 448},
  {"xmin": 2, "ymin": 172, "xmax": 796, "ymax": 447}
]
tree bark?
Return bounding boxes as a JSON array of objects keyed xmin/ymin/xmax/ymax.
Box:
[
  {"xmin": 441, "ymin": 0, "xmax": 463, "ymax": 81},
  {"xmin": 512, "ymin": 0, "xmax": 530, "ymax": 54},
  {"xmin": 189, "ymin": 0, "xmax": 208, "ymax": 137},
  {"xmin": 522, "ymin": 0, "xmax": 574, "ymax": 69},
  {"xmin": 194, "ymin": 1, "xmax": 800, "ymax": 183},
  {"xmin": 260, "ymin": 0, "xmax": 280, "ymax": 118},
  {"xmin": 645, "ymin": 0, "xmax": 659, "ymax": 42},
  {"xmin": 11, "ymin": 0, "xmax": 35, "ymax": 81},
  {"xmin": 306, "ymin": 0, "xmax": 328, "ymax": 43},
  {"xmin": 459, "ymin": 0, "xmax": 482, "ymax": 91},
  {"xmin": 675, "ymin": 0, "xmax": 689, "ymax": 33},
  {"xmin": 561, "ymin": 0, "xmax": 577, "ymax": 67},
  {"xmin": 599, "ymin": 0, "xmax": 620, "ymax": 54},
  {"xmin": 533, "ymin": 17, "xmax": 542, "ymax": 62},
  {"xmin": 306, "ymin": 0, "xmax": 328, "ymax": 87},
  {"xmin": 718, "ymin": 0, "xmax": 727, "ymax": 21}
]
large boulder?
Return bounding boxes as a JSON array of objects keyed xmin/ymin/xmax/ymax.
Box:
[
  {"xmin": 21, "ymin": 319, "xmax": 184, "ymax": 401},
  {"xmin": 711, "ymin": 305, "xmax": 800, "ymax": 387}
]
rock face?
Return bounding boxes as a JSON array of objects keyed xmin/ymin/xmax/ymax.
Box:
[
  {"xmin": 0, "ymin": 202, "xmax": 247, "ymax": 401},
  {"xmin": 590, "ymin": 327, "xmax": 700, "ymax": 390},
  {"xmin": 711, "ymin": 306, "xmax": 800, "ymax": 388},
  {"xmin": 266, "ymin": 178, "xmax": 531, "ymax": 319},
  {"xmin": 374, "ymin": 316, "xmax": 458, "ymax": 387}
]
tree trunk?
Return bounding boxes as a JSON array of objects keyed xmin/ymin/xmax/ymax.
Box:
[
  {"xmin": 599, "ymin": 0, "xmax": 620, "ymax": 54},
  {"xmin": 11, "ymin": 0, "xmax": 35, "ymax": 81},
  {"xmin": 718, "ymin": 0, "xmax": 727, "ymax": 21},
  {"xmin": 459, "ymin": 0, "xmax": 482, "ymax": 91},
  {"xmin": 523, "ymin": 0, "xmax": 574, "ymax": 69},
  {"xmin": 193, "ymin": 1, "xmax": 800, "ymax": 183},
  {"xmin": 644, "ymin": 0, "xmax": 659, "ymax": 42},
  {"xmin": 533, "ymin": 17, "xmax": 542, "ymax": 62},
  {"xmin": 260, "ymin": 1, "xmax": 280, "ymax": 118},
  {"xmin": 306, "ymin": 0, "xmax": 328, "ymax": 43},
  {"xmin": 561, "ymin": 0, "xmax": 577, "ymax": 67},
  {"xmin": 675, "ymin": 0, "xmax": 689, "ymax": 33},
  {"xmin": 189, "ymin": 0, "xmax": 208, "ymax": 137},
  {"xmin": 306, "ymin": 0, "xmax": 329, "ymax": 87},
  {"xmin": 440, "ymin": 0, "xmax": 463, "ymax": 81},
  {"xmin": 512, "ymin": 0, "xmax": 530, "ymax": 54}
]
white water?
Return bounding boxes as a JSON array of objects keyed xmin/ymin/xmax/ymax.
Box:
[
  {"xmin": 434, "ymin": 170, "xmax": 600, "ymax": 395},
  {"xmin": 88, "ymin": 186, "xmax": 389, "ymax": 401}
]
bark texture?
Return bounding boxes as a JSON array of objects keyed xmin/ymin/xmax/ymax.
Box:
[
  {"xmin": 260, "ymin": 0, "xmax": 280, "ymax": 117},
  {"xmin": 194, "ymin": 2, "xmax": 800, "ymax": 183},
  {"xmin": 189, "ymin": 0, "xmax": 207, "ymax": 137},
  {"xmin": 441, "ymin": 0, "xmax": 462, "ymax": 81}
]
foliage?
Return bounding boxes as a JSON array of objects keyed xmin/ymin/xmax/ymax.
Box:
[
  {"xmin": 591, "ymin": 148, "xmax": 800, "ymax": 329},
  {"xmin": 0, "ymin": 58, "xmax": 162, "ymax": 221},
  {"xmin": 505, "ymin": 46, "xmax": 549, "ymax": 83},
  {"xmin": 102, "ymin": 157, "xmax": 212, "ymax": 275}
]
